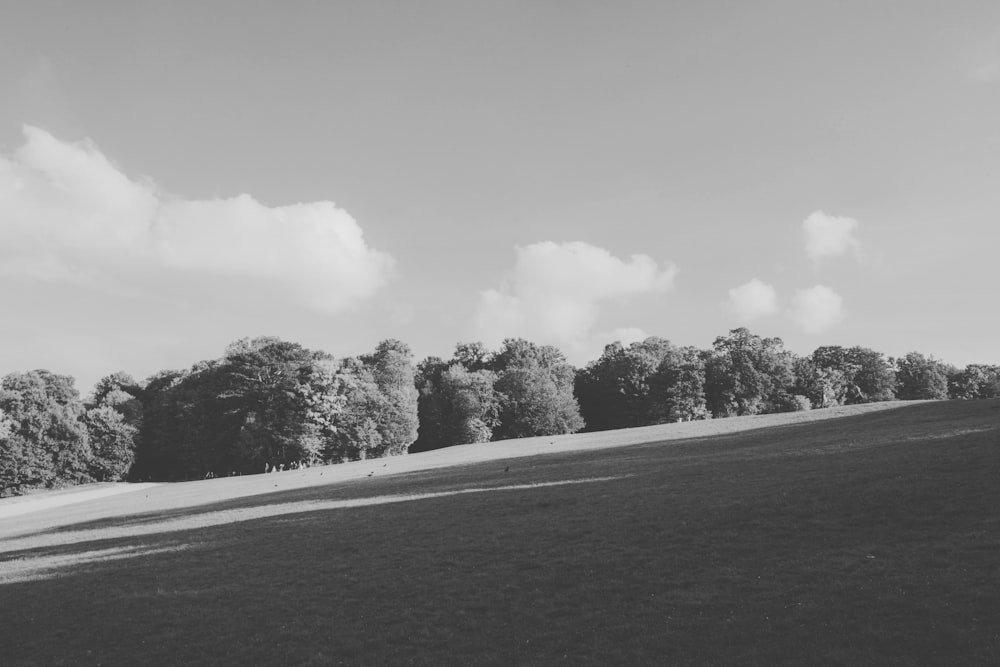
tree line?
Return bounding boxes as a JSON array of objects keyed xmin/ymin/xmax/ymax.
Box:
[{"xmin": 2, "ymin": 328, "xmax": 998, "ymax": 496}]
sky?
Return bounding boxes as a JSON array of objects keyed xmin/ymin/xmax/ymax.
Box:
[{"xmin": 1, "ymin": 0, "xmax": 998, "ymax": 393}]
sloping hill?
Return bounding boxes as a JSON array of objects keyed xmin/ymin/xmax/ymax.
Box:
[
  {"xmin": 0, "ymin": 400, "xmax": 910, "ymax": 531},
  {"xmin": 1, "ymin": 399, "xmax": 998, "ymax": 665}
]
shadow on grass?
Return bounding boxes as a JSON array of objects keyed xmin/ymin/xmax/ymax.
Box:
[{"xmin": 0, "ymin": 475, "xmax": 629, "ymax": 572}]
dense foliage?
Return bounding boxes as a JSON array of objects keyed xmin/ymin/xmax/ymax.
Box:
[
  {"xmin": 575, "ymin": 338, "xmax": 707, "ymax": 431},
  {"xmin": 130, "ymin": 337, "xmax": 421, "ymax": 480},
  {"xmin": 412, "ymin": 338, "xmax": 582, "ymax": 452},
  {"xmin": 703, "ymin": 329, "xmax": 800, "ymax": 417},
  {"xmin": 0, "ymin": 371, "xmax": 91, "ymax": 495},
  {"xmin": 894, "ymin": 351, "xmax": 951, "ymax": 400},
  {"xmin": 948, "ymin": 364, "xmax": 1000, "ymax": 400},
  {"xmin": 1, "ymin": 328, "xmax": 996, "ymax": 495}
]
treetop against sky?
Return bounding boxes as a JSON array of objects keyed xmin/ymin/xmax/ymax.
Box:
[{"xmin": 0, "ymin": 2, "xmax": 998, "ymax": 390}]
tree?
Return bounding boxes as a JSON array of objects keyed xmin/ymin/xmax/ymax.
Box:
[
  {"xmin": 575, "ymin": 343, "xmax": 630, "ymax": 432},
  {"xmin": 442, "ymin": 366, "xmax": 499, "ymax": 444},
  {"xmin": 491, "ymin": 339, "xmax": 584, "ymax": 439},
  {"xmin": 452, "ymin": 342, "xmax": 494, "ymax": 372},
  {"xmin": 0, "ymin": 370, "xmax": 91, "ymax": 495},
  {"xmin": 416, "ymin": 340, "xmax": 578, "ymax": 450},
  {"xmin": 793, "ymin": 357, "xmax": 849, "ymax": 408},
  {"xmin": 90, "ymin": 371, "xmax": 143, "ymax": 408},
  {"xmin": 0, "ymin": 431, "xmax": 52, "ymax": 497},
  {"xmin": 576, "ymin": 338, "xmax": 707, "ymax": 430},
  {"xmin": 704, "ymin": 329, "xmax": 796, "ymax": 417},
  {"xmin": 797, "ymin": 345, "xmax": 897, "ymax": 408},
  {"xmin": 414, "ymin": 364, "xmax": 500, "ymax": 451},
  {"xmin": 846, "ymin": 347, "xmax": 896, "ymax": 402},
  {"xmin": 0, "ymin": 407, "xmax": 12, "ymax": 440},
  {"xmin": 134, "ymin": 338, "xmax": 347, "ymax": 480},
  {"xmin": 604, "ymin": 338, "xmax": 673, "ymax": 427},
  {"xmin": 412, "ymin": 356, "xmax": 502, "ymax": 453},
  {"xmin": 1, "ymin": 391, "xmax": 53, "ymax": 497},
  {"xmin": 411, "ymin": 357, "xmax": 449, "ymax": 453},
  {"xmin": 134, "ymin": 363, "xmax": 235, "ymax": 480},
  {"xmin": 895, "ymin": 352, "xmax": 949, "ymax": 400},
  {"xmin": 85, "ymin": 372, "xmax": 144, "ymax": 481},
  {"xmin": 360, "ymin": 339, "xmax": 419, "ymax": 456},
  {"xmin": 575, "ymin": 343, "xmax": 622, "ymax": 431},
  {"xmin": 649, "ymin": 346, "xmax": 709, "ymax": 422},
  {"xmin": 947, "ymin": 364, "xmax": 1000, "ymax": 400},
  {"xmin": 220, "ymin": 337, "xmax": 336, "ymax": 469},
  {"xmin": 84, "ymin": 406, "xmax": 138, "ymax": 481},
  {"xmin": 323, "ymin": 357, "xmax": 388, "ymax": 462},
  {"xmin": 133, "ymin": 336, "xmax": 428, "ymax": 478}
]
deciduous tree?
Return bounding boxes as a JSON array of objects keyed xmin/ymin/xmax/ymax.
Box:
[
  {"xmin": 704, "ymin": 328, "xmax": 796, "ymax": 417},
  {"xmin": 650, "ymin": 345, "xmax": 709, "ymax": 422},
  {"xmin": 323, "ymin": 357, "xmax": 388, "ymax": 462},
  {"xmin": 360, "ymin": 339, "xmax": 419, "ymax": 456},
  {"xmin": 576, "ymin": 338, "xmax": 707, "ymax": 430},
  {"xmin": 84, "ymin": 406, "xmax": 138, "ymax": 481},
  {"xmin": 221, "ymin": 337, "xmax": 336, "ymax": 468},
  {"xmin": 895, "ymin": 352, "xmax": 949, "ymax": 400},
  {"xmin": 0, "ymin": 370, "xmax": 91, "ymax": 495},
  {"xmin": 85, "ymin": 372, "xmax": 144, "ymax": 481},
  {"xmin": 492, "ymin": 339, "xmax": 584, "ymax": 439},
  {"xmin": 947, "ymin": 364, "xmax": 1000, "ymax": 400},
  {"xmin": 809, "ymin": 346, "xmax": 896, "ymax": 404}
]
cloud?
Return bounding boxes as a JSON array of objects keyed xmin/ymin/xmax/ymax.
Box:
[
  {"xmin": 607, "ymin": 327, "xmax": 649, "ymax": 347},
  {"xmin": 727, "ymin": 278, "xmax": 779, "ymax": 322},
  {"xmin": 0, "ymin": 126, "xmax": 395, "ymax": 312},
  {"xmin": 802, "ymin": 210, "xmax": 860, "ymax": 264},
  {"xmin": 789, "ymin": 285, "xmax": 845, "ymax": 334},
  {"xmin": 474, "ymin": 241, "xmax": 677, "ymax": 364}
]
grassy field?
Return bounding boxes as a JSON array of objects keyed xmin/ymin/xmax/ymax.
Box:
[{"xmin": 1, "ymin": 399, "xmax": 998, "ymax": 665}]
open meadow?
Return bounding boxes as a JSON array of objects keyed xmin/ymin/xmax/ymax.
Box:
[{"xmin": 1, "ymin": 399, "xmax": 998, "ymax": 665}]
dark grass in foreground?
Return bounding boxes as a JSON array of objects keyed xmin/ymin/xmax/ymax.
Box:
[{"xmin": 1, "ymin": 401, "xmax": 999, "ymax": 665}]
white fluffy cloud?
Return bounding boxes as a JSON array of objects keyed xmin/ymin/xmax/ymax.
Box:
[
  {"xmin": 789, "ymin": 285, "xmax": 845, "ymax": 334},
  {"xmin": 727, "ymin": 278, "xmax": 779, "ymax": 322},
  {"xmin": 475, "ymin": 241, "xmax": 677, "ymax": 364},
  {"xmin": 0, "ymin": 126, "xmax": 395, "ymax": 312},
  {"xmin": 802, "ymin": 210, "xmax": 861, "ymax": 264}
]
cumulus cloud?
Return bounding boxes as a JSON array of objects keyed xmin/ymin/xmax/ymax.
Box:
[
  {"xmin": 0, "ymin": 126, "xmax": 395, "ymax": 312},
  {"xmin": 789, "ymin": 285, "xmax": 845, "ymax": 334},
  {"xmin": 727, "ymin": 278, "xmax": 779, "ymax": 322},
  {"xmin": 474, "ymin": 241, "xmax": 677, "ymax": 364},
  {"xmin": 802, "ymin": 210, "xmax": 861, "ymax": 264}
]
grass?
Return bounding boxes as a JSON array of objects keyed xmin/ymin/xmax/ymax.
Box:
[{"xmin": 1, "ymin": 399, "xmax": 998, "ymax": 665}]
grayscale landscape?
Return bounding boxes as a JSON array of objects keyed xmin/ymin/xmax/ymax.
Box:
[{"xmin": 1, "ymin": 3, "xmax": 998, "ymax": 665}]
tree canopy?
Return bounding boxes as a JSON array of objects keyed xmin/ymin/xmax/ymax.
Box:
[
  {"xmin": 895, "ymin": 352, "xmax": 950, "ymax": 400},
  {"xmin": 0, "ymin": 370, "xmax": 91, "ymax": 496},
  {"xmin": 1, "ymin": 326, "xmax": 993, "ymax": 495},
  {"xmin": 705, "ymin": 329, "xmax": 798, "ymax": 417},
  {"xmin": 575, "ymin": 338, "xmax": 707, "ymax": 432}
]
